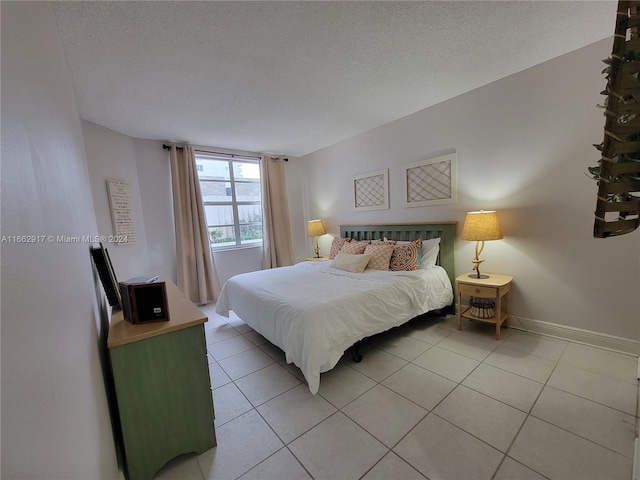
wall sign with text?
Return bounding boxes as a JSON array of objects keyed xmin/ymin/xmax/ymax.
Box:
[{"xmin": 106, "ymin": 179, "xmax": 136, "ymax": 244}]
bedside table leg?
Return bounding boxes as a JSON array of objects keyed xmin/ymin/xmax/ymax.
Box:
[
  {"xmin": 495, "ymin": 292, "xmax": 502, "ymax": 340},
  {"xmin": 457, "ymin": 290, "xmax": 462, "ymax": 331}
]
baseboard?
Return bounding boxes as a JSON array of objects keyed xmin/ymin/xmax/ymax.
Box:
[{"xmin": 509, "ymin": 315, "xmax": 640, "ymax": 357}]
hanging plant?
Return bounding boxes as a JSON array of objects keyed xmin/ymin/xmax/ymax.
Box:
[{"xmin": 591, "ymin": 1, "xmax": 640, "ymax": 237}]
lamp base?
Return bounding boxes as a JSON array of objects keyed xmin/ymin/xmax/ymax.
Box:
[{"xmin": 469, "ymin": 273, "xmax": 489, "ymax": 279}]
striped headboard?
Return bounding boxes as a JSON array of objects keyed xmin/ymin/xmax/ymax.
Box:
[{"xmin": 338, "ymin": 222, "xmax": 457, "ymax": 288}]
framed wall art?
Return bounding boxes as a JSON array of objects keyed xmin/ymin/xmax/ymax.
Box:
[
  {"xmin": 404, "ymin": 152, "xmax": 457, "ymax": 207},
  {"xmin": 353, "ymin": 169, "xmax": 389, "ymax": 211},
  {"xmin": 106, "ymin": 179, "xmax": 136, "ymax": 244}
]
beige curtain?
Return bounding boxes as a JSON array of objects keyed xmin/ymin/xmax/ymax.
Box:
[
  {"xmin": 169, "ymin": 145, "xmax": 221, "ymax": 303},
  {"xmin": 261, "ymin": 155, "xmax": 293, "ymax": 268}
]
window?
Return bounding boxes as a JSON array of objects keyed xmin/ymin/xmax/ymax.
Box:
[{"xmin": 195, "ymin": 154, "xmax": 262, "ymax": 250}]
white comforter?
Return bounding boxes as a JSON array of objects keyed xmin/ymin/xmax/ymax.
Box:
[{"xmin": 215, "ymin": 260, "xmax": 453, "ymax": 393}]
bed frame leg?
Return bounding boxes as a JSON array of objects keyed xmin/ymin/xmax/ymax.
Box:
[{"xmin": 351, "ymin": 341, "xmax": 363, "ymax": 363}]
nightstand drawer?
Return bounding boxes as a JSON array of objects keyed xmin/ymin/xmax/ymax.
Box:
[{"xmin": 458, "ymin": 283, "xmax": 497, "ymax": 298}]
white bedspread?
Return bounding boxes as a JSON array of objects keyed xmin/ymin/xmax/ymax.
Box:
[{"xmin": 215, "ymin": 260, "xmax": 453, "ymax": 393}]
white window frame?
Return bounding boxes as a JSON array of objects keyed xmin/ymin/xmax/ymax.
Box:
[{"xmin": 195, "ymin": 153, "xmax": 263, "ymax": 251}]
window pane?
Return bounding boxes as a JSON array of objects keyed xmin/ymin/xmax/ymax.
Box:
[
  {"xmin": 233, "ymin": 161, "xmax": 260, "ymax": 181},
  {"xmin": 204, "ymin": 205, "xmax": 234, "ymax": 227},
  {"xmin": 200, "ymin": 180, "xmax": 231, "ymax": 202},
  {"xmin": 196, "ymin": 158, "xmax": 230, "ymax": 180},
  {"xmin": 237, "ymin": 204, "xmax": 262, "ymax": 224},
  {"xmin": 235, "ymin": 182, "xmax": 261, "ymax": 201},
  {"xmin": 208, "ymin": 226, "xmax": 236, "ymax": 246},
  {"xmin": 240, "ymin": 223, "xmax": 262, "ymax": 244}
]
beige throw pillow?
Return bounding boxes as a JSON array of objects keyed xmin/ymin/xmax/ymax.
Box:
[{"xmin": 330, "ymin": 252, "xmax": 372, "ymax": 273}]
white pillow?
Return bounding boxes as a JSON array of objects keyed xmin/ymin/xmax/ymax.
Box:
[
  {"xmin": 420, "ymin": 237, "xmax": 441, "ymax": 269},
  {"xmin": 330, "ymin": 252, "xmax": 372, "ymax": 273}
]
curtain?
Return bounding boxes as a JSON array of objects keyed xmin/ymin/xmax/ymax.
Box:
[
  {"xmin": 169, "ymin": 145, "xmax": 221, "ymax": 304},
  {"xmin": 261, "ymin": 155, "xmax": 293, "ymax": 268}
]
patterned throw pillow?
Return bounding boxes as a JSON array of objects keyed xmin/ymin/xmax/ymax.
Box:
[
  {"xmin": 364, "ymin": 243, "xmax": 395, "ymax": 270},
  {"xmin": 329, "ymin": 237, "xmax": 351, "ymax": 259},
  {"xmin": 340, "ymin": 240, "xmax": 369, "ymax": 255},
  {"xmin": 389, "ymin": 240, "xmax": 422, "ymax": 271}
]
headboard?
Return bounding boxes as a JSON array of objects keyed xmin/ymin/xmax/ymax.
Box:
[{"xmin": 339, "ymin": 222, "xmax": 457, "ymax": 288}]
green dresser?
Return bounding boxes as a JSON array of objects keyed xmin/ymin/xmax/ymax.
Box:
[{"xmin": 108, "ymin": 280, "xmax": 216, "ymax": 480}]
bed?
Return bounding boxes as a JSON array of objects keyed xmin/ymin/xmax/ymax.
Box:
[{"xmin": 215, "ymin": 223, "xmax": 456, "ymax": 394}]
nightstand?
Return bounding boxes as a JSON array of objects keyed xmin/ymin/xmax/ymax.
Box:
[
  {"xmin": 305, "ymin": 256, "xmax": 329, "ymax": 261},
  {"xmin": 456, "ymin": 272, "xmax": 513, "ymax": 340}
]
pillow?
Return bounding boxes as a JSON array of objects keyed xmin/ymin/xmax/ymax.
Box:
[
  {"xmin": 340, "ymin": 240, "xmax": 369, "ymax": 255},
  {"xmin": 363, "ymin": 243, "xmax": 395, "ymax": 270},
  {"xmin": 389, "ymin": 240, "xmax": 421, "ymax": 271},
  {"xmin": 330, "ymin": 252, "xmax": 372, "ymax": 273},
  {"xmin": 329, "ymin": 237, "xmax": 351, "ymax": 259},
  {"xmin": 420, "ymin": 237, "xmax": 441, "ymax": 269}
]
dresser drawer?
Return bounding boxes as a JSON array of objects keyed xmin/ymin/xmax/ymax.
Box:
[{"xmin": 458, "ymin": 283, "xmax": 497, "ymax": 298}]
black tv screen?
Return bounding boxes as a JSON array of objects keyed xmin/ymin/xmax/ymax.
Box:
[{"xmin": 90, "ymin": 243, "xmax": 121, "ymax": 307}]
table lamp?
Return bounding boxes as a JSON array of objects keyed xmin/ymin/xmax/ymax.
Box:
[
  {"xmin": 307, "ymin": 219, "xmax": 326, "ymax": 258},
  {"xmin": 461, "ymin": 210, "xmax": 503, "ymax": 279}
]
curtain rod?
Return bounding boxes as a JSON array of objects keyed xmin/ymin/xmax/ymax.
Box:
[{"xmin": 162, "ymin": 143, "xmax": 287, "ymax": 161}]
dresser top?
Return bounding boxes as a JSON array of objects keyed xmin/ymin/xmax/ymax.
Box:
[{"xmin": 107, "ymin": 279, "xmax": 207, "ymax": 348}]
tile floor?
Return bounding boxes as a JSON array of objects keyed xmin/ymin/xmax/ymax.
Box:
[{"xmin": 156, "ymin": 307, "xmax": 639, "ymax": 480}]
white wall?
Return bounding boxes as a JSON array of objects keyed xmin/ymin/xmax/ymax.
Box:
[
  {"xmin": 82, "ymin": 125, "xmax": 178, "ymax": 283},
  {"xmin": 133, "ymin": 138, "xmax": 177, "ymax": 281},
  {"xmin": 299, "ymin": 38, "xmax": 640, "ymax": 343},
  {"xmin": 83, "ymin": 121, "xmax": 152, "ymax": 281},
  {"xmin": 0, "ymin": 2, "xmax": 119, "ymax": 478}
]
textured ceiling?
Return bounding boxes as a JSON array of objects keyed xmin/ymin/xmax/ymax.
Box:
[{"xmin": 51, "ymin": 1, "xmax": 616, "ymax": 157}]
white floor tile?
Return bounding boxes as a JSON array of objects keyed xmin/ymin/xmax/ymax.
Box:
[
  {"xmin": 493, "ymin": 457, "xmax": 547, "ymax": 480},
  {"xmin": 405, "ymin": 319, "xmax": 457, "ymax": 345},
  {"xmin": 317, "ymin": 363, "xmax": 377, "ymax": 408},
  {"xmin": 259, "ymin": 341, "xmax": 287, "ymax": 362},
  {"xmin": 436, "ymin": 331, "xmax": 500, "ymax": 361},
  {"xmin": 238, "ymin": 447, "xmax": 311, "ymax": 480},
  {"xmin": 394, "ymin": 413, "xmax": 503, "ymax": 480},
  {"xmin": 362, "ymin": 451, "xmax": 426, "ymax": 480},
  {"xmin": 509, "ymin": 416, "xmax": 632, "ymax": 480},
  {"xmin": 412, "ymin": 346, "xmax": 480, "ymax": 383},
  {"xmin": 501, "ymin": 330, "xmax": 568, "ymax": 361},
  {"xmin": 235, "ymin": 363, "xmax": 301, "ymax": 406},
  {"xmin": 207, "ymin": 361, "xmax": 232, "ymax": 390},
  {"xmin": 154, "ymin": 453, "xmax": 204, "ymax": 480},
  {"xmin": 548, "ymin": 363, "xmax": 637, "ymax": 415},
  {"xmin": 185, "ymin": 317, "xmax": 637, "ymax": 480},
  {"xmin": 462, "ymin": 363, "xmax": 543, "ymax": 413},
  {"xmin": 433, "ymin": 385, "xmax": 527, "ymax": 452},
  {"xmin": 531, "ymin": 386, "xmax": 636, "ymax": 457},
  {"xmin": 211, "ymin": 382, "xmax": 253, "ymax": 426},
  {"xmin": 218, "ymin": 347, "xmax": 276, "ymax": 380},
  {"xmin": 198, "ymin": 410, "xmax": 283, "ymax": 480},
  {"xmin": 350, "ymin": 347, "xmax": 408, "ymax": 382},
  {"xmin": 375, "ymin": 334, "xmax": 433, "ymax": 361},
  {"xmin": 243, "ymin": 329, "xmax": 269, "ymax": 346},
  {"xmin": 382, "ymin": 363, "xmax": 457, "ymax": 411},
  {"xmin": 289, "ymin": 412, "xmax": 388, "ymax": 480},
  {"xmin": 208, "ymin": 334, "xmax": 256, "ymax": 361},
  {"xmin": 205, "ymin": 323, "xmax": 240, "ymax": 345},
  {"xmin": 257, "ymin": 384, "xmax": 337, "ymax": 444},
  {"xmin": 484, "ymin": 345, "xmax": 556, "ymax": 383},
  {"xmin": 343, "ymin": 384, "xmax": 427, "ymax": 447},
  {"xmin": 559, "ymin": 342, "xmax": 638, "ymax": 384}
]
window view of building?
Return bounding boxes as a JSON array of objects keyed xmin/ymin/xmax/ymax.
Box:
[{"xmin": 195, "ymin": 154, "xmax": 262, "ymax": 249}]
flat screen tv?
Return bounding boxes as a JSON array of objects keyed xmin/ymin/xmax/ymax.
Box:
[{"xmin": 90, "ymin": 243, "xmax": 121, "ymax": 307}]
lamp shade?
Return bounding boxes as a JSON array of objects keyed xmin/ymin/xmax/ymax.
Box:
[
  {"xmin": 307, "ymin": 219, "xmax": 326, "ymax": 237},
  {"xmin": 461, "ymin": 211, "xmax": 503, "ymax": 241}
]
